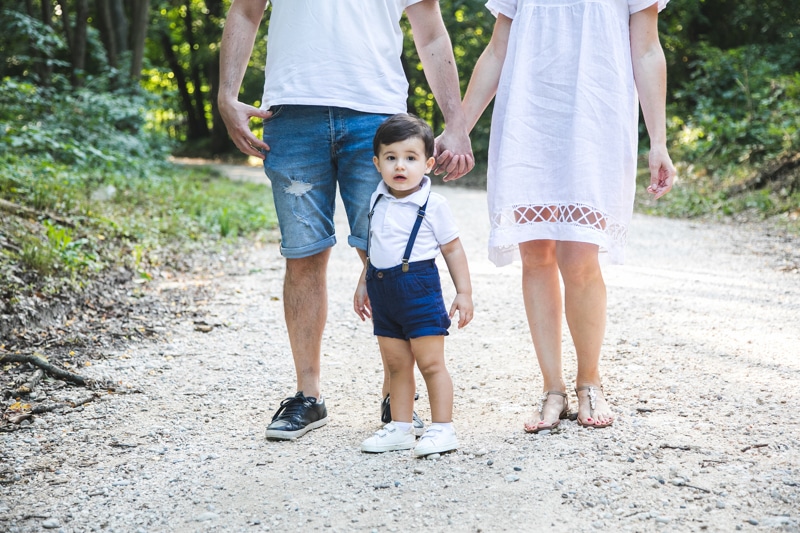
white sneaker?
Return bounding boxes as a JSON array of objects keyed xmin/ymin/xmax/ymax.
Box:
[
  {"xmin": 361, "ymin": 422, "xmax": 417, "ymax": 453},
  {"xmin": 413, "ymin": 424, "xmax": 458, "ymax": 457}
]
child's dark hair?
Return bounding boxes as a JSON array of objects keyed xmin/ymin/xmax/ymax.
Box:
[{"xmin": 373, "ymin": 113, "xmax": 435, "ymax": 159}]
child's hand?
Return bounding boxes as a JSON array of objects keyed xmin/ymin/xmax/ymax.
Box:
[
  {"xmin": 353, "ymin": 281, "xmax": 372, "ymax": 321},
  {"xmin": 449, "ymin": 293, "xmax": 473, "ymax": 329}
]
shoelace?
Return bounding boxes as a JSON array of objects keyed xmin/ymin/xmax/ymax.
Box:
[{"xmin": 272, "ymin": 395, "xmax": 312, "ymax": 421}]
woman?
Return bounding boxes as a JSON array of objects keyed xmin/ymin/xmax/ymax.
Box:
[{"xmin": 459, "ymin": 0, "xmax": 676, "ymax": 431}]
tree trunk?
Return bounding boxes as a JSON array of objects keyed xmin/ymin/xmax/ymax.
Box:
[
  {"xmin": 183, "ymin": 3, "xmax": 210, "ymax": 137},
  {"xmin": 128, "ymin": 0, "xmax": 150, "ymax": 84},
  {"xmin": 38, "ymin": 0, "xmax": 54, "ymax": 85},
  {"xmin": 96, "ymin": 0, "xmax": 118, "ymax": 68},
  {"xmin": 55, "ymin": 0, "xmax": 89, "ymax": 86},
  {"xmin": 108, "ymin": 0, "xmax": 128, "ymax": 59},
  {"xmin": 56, "ymin": 0, "xmax": 73, "ymax": 53},
  {"xmin": 159, "ymin": 27, "xmax": 204, "ymax": 140},
  {"xmin": 73, "ymin": 0, "xmax": 89, "ymax": 86}
]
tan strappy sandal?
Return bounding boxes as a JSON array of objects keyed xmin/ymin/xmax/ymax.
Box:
[
  {"xmin": 575, "ymin": 385, "xmax": 614, "ymax": 428},
  {"xmin": 524, "ymin": 391, "xmax": 570, "ymax": 434}
]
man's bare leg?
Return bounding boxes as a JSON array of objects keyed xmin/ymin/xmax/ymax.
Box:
[
  {"xmin": 264, "ymin": 250, "xmax": 331, "ymax": 440},
  {"xmin": 284, "ymin": 249, "xmax": 331, "ymax": 399}
]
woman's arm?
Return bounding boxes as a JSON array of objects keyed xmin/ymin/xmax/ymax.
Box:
[
  {"xmin": 630, "ymin": 3, "xmax": 676, "ymax": 199},
  {"xmin": 461, "ymin": 14, "xmax": 512, "ymax": 133}
]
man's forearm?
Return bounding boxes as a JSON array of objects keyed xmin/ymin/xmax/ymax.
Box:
[
  {"xmin": 417, "ymin": 34, "xmax": 468, "ymax": 133},
  {"xmin": 219, "ymin": 1, "xmax": 267, "ymax": 102}
]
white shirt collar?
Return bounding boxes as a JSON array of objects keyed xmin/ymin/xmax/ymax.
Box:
[{"xmin": 375, "ymin": 175, "xmax": 431, "ymax": 206}]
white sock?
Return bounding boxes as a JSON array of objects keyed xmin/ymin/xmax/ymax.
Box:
[
  {"xmin": 430, "ymin": 422, "xmax": 454, "ymax": 431},
  {"xmin": 391, "ymin": 421, "xmax": 412, "ymax": 432}
]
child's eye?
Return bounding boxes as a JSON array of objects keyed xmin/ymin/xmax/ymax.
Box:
[{"xmin": 407, "ymin": 156, "xmax": 416, "ymax": 161}]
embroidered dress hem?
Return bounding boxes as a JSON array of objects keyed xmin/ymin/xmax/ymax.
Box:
[{"xmin": 488, "ymin": 201, "xmax": 627, "ymax": 266}]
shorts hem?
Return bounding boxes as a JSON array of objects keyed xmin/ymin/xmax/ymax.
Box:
[
  {"xmin": 374, "ymin": 329, "xmax": 449, "ymax": 340},
  {"xmin": 408, "ymin": 328, "xmax": 449, "ymax": 339},
  {"xmin": 348, "ymin": 235, "xmax": 367, "ymax": 251},
  {"xmin": 280, "ymin": 236, "xmax": 337, "ymax": 259}
]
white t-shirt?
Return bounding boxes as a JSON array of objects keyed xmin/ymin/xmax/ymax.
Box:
[
  {"xmin": 262, "ymin": 0, "xmax": 424, "ymax": 114},
  {"xmin": 368, "ymin": 177, "xmax": 460, "ymax": 269}
]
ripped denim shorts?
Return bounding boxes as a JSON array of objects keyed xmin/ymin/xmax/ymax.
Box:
[{"xmin": 262, "ymin": 105, "xmax": 390, "ymax": 259}]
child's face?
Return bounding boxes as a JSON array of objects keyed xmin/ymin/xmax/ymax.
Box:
[{"xmin": 373, "ymin": 137, "xmax": 435, "ymax": 199}]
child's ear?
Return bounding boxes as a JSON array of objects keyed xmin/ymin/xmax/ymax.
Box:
[
  {"xmin": 426, "ymin": 156, "xmax": 436, "ymax": 172},
  {"xmin": 373, "ymin": 156, "xmax": 380, "ymax": 172}
]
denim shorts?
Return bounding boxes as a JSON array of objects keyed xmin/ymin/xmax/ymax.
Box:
[
  {"xmin": 262, "ymin": 105, "xmax": 390, "ymax": 259},
  {"xmin": 366, "ymin": 259, "xmax": 451, "ymax": 340}
]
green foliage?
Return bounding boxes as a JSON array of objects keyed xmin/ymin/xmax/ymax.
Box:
[
  {"xmin": 651, "ymin": 43, "xmax": 800, "ymax": 221},
  {"xmin": 0, "ymin": 78, "xmax": 168, "ymax": 170},
  {"xmin": 671, "ymin": 44, "xmax": 799, "ymax": 171},
  {"xmin": 0, "ymin": 8, "xmax": 69, "ymax": 80},
  {"xmin": 0, "ymin": 61, "xmax": 276, "ymax": 312},
  {"xmin": 18, "ymin": 235, "xmax": 58, "ymax": 276},
  {"xmin": 0, "ymin": 153, "xmax": 277, "ymax": 316}
]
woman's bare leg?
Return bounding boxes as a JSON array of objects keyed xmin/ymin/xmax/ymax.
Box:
[
  {"xmin": 556, "ymin": 241, "xmax": 613, "ymax": 427},
  {"xmin": 519, "ymin": 240, "xmax": 568, "ymax": 428}
]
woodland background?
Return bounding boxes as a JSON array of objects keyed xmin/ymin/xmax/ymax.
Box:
[{"xmin": 1, "ymin": 0, "xmax": 799, "ymax": 340}]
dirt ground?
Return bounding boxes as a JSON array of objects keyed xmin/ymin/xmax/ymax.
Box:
[{"xmin": 1, "ymin": 164, "xmax": 799, "ymax": 532}]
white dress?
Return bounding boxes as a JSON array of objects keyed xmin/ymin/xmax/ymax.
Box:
[{"xmin": 485, "ymin": 0, "xmax": 668, "ymax": 266}]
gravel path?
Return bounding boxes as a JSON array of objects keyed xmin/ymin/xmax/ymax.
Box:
[{"xmin": 2, "ymin": 167, "xmax": 799, "ymax": 532}]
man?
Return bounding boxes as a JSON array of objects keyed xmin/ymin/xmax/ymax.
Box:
[{"xmin": 218, "ymin": 0, "xmax": 474, "ymax": 440}]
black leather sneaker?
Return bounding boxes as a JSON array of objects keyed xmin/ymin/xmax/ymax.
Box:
[
  {"xmin": 381, "ymin": 393, "xmax": 424, "ymax": 436},
  {"xmin": 265, "ymin": 392, "xmax": 328, "ymax": 440},
  {"xmin": 381, "ymin": 393, "xmax": 392, "ymax": 424}
]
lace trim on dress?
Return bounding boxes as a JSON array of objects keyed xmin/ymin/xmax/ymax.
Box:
[{"xmin": 491, "ymin": 202, "xmax": 628, "ymax": 247}]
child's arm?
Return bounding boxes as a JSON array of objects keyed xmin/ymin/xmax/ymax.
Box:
[
  {"xmin": 440, "ymin": 237, "xmax": 473, "ymax": 329},
  {"xmin": 353, "ymin": 252, "xmax": 371, "ymax": 322}
]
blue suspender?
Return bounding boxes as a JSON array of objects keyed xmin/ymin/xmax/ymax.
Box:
[
  {"xmin": 367, "ymin": 193, "xmax": 431, "ymax": 272},
  {"xmin": 401, "ymin": 197, "xmax": 429, "ymax": 272},
  {"xmin": 365, "ymin": 194, "xmax": 383, "ymax": 267}
]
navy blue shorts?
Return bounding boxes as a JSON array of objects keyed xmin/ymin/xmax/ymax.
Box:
[{"xmin": 366, "ymin": 259, "xmax": 451, "ymax": 340}]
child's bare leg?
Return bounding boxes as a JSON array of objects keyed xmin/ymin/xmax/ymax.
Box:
[
  {"xmin": 519, "ymin": 240, "xmax": 567, "ymax": 427},
  {"xmin": 411, "ymin": 336, "xmax": 451, "ymax": 423},
  {"xmin": 380, "ymin": 350, "xmax": 390, "ymax": 398},
  {"xmin": 377, "ymin": 336, "xmax": 416, "ymax": 423},
  {"xmin": 556, "ymin": 241, "xmax": 613, "ymax": 427}
]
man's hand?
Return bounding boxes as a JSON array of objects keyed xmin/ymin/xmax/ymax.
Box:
[{"xmin": 218, "ymin": 98, "xmax": 273, "ymax": 160}]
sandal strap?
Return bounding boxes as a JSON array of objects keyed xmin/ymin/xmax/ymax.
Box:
[
  {"xmin": 575, "ymin": 385, "xmax": 602, "ymax": 412},
  {"xmin": 536, "ymin": 390, "xmax": 568, "ymax": 420}
]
